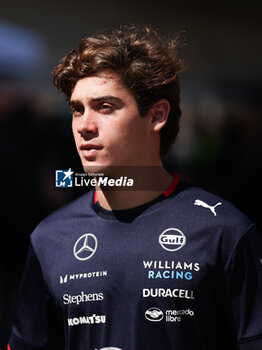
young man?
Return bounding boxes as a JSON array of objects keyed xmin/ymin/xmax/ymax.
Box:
[{"xmin": 8, "ymin": 25, "xmax": 262, "ymax": 350}]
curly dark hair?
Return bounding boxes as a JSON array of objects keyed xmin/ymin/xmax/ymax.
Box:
[{"xmin": 52, "ymin": 24, "xmax": 186, "ymax": 157}]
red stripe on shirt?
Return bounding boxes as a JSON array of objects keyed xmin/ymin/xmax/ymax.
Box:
[
  {"xmin": 94, "ymin": 190, "xmax": 98, "ymax": 204},
  {"xmin": 163, "ymin": 173, "xmax": 180, "ymax": 197}
]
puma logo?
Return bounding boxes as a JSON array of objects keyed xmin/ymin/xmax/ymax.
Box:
[{"xmin": 194, "ymin": 199, "xmax": 222, "ymax": 216}]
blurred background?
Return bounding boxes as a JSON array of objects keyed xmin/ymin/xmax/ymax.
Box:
[{"xmin": 0, "ymin": 0, "xmax": 261, "ymax": 347}]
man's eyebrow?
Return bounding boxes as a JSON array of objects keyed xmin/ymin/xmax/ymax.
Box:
[
  {"xmin": 69, "ymin": 95, "xmax": 123, "ymax": 105},
  {"xmin": 69, "ymin": 100, "xmax": 80, "ymax": 106},
  {"xmin": 91, "ymin": 95, "xmax": 123, "ymax": 103}
]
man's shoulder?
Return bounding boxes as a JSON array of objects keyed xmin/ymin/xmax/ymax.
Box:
[
  {"xmin": 31, "ymin": 190, "xmax": 94, "ymax": 242},
  {"xmin": 173, "ymin": 182, "xmax": 253, "ymax": 233}
]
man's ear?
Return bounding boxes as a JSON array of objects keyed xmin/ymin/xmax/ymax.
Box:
[{"xmin": 150, "ymin": 99, "xmax": 170, "ymax": 132}]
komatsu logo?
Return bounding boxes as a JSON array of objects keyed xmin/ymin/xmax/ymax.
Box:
[
  {"xmin": 68, "ymin": 314, "xmax": 106, "ymax": 326},
  {"xmin": 159, "ymin": 228, "xmax": 186, "ymax": 252}
]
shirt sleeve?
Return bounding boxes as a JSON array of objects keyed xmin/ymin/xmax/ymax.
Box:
[
  {"xmin": 8, "ymin": 242, "xmax": 64, "ymax": 350},
  {"xmin": 224, "ymin": 225, "xmax": 262, "ymax": 350}
]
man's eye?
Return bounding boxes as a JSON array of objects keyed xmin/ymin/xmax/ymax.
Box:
[
  {"xmin": 70, "ymin": 106, "xmax": 84, "ymax": 116},
  {"xmin": 98, "ymin": 103, "xmax": 114, "ymax": 113}
]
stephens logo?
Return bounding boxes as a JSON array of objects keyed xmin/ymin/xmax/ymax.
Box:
[
  {"xmin": 145, "ymin": 307, "xmax": 164, "ymax": 322},
  {"xmin": 63, "ymin": 291, "xmax": 104, "ymax": 305},
  {"xmin": 73, "ymin": 233, "xmax": 98, "ymax": 261},
  {"xmin": 159, "ymin": 228, "xmax": 186, "ymax": 252}
]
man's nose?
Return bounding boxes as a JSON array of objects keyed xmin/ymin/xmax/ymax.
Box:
[{"xmin": 77, "ymin": 111, "xmax": 98, "ymax": 136}]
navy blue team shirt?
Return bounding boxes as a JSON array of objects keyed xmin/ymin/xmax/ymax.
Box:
[{"xmin": 9, "ymin": 174, "xmax": 262, "ymax": 349}]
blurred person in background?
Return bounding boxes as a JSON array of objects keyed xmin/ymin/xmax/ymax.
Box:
[{"xmin": 8, "ymin": 24, "xmax": 262, "ymax": 350}]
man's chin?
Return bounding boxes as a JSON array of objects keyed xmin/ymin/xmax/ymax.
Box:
[
  {"xmin": 82, "ymin": 164, "xmax": 107, "ymax": 176},
  {"xmin": 82, "ymin": 163, "xmax": 129, "ymax": 179}
]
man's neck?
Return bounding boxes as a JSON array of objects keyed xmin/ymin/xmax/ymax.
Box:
[{"xmin": 95, "ymin": 166, "xmax": 173, "ymax": 211}]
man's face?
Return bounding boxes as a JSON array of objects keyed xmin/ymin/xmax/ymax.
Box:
[{"xmin": 70, "ymin": 72, "xmax": 155, "ymax": 174}]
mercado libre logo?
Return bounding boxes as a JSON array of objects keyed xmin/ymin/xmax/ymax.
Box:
[{"xmin": 55, "ymin": 169, "xmax": 74, "ymax": 188}]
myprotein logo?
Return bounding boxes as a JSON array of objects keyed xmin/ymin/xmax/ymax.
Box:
[
  {"xmin": 159, "ymin": 228, "xmax": 186, "ymax": 252},
  {"xmin": 73, "ymin": 233, "xmax": 98, "ymax": 261},
  {"xmin": 145, "ymin": 307, "xmax": 164, "ymax": 322},
  {"xmin": 59, "ymin": 270, "xmax": 107, "ymax": 284},
  {"xmin": 60, "ymin": 275, "xmax": 68, "ymax": 284}
]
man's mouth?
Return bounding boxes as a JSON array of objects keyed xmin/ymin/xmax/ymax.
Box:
[{"xmin": 79, "ymin": 144, "xmax": 103, "ymax": 159}]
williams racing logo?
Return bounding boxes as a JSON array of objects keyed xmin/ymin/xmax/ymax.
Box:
[{"xmin": 159, "ymin": 228, "xmax": 186, "ymax": 252}]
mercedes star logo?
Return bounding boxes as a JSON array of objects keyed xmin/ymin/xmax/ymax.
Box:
[{"xmin": 73, "ymin": 233, "xmax": 98, "ymax": 261}]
